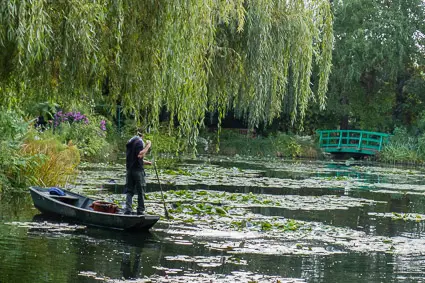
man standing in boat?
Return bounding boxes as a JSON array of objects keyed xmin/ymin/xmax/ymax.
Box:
[{"xmin": 124, "ymin": 128, "xmax": 152, "ymax": 215}]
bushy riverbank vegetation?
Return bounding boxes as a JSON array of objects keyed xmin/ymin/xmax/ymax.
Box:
[
  {"xmin": 0, "ymin": 107, "xmax": 93, "ymax": 192},
  {"xmin": 5, "ymin": 103, "xmax": 425, "ymax": 193},
  {"xmin": 0, "ymin": 106, "xmax": 317, "ymax": 192},
  {"xmin": 0, "ymin": 105, "xmax": 184, "ymax": 192}
]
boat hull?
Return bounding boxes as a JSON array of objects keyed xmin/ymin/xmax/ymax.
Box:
[{"xmin": 29, "ymin": 187, "xmax": 159, "ymax": 231}]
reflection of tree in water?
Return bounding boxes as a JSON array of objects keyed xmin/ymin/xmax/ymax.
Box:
[{"xmin": 121, "ymin": 245, "xmax": 142, "ymax": 279}]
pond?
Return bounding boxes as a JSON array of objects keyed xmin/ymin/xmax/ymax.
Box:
[{"xmin": 2, "ymin": 156, "xmax": 425, "ymax": 282}]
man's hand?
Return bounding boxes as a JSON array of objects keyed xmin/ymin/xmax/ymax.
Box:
[{"xmin": 138, "ymin": 140, "xmax": 152, "ymax": 159}]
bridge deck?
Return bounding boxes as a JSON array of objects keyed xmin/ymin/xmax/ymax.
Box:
[{"xmin": 317, "ymin": 130, "xmax": 391, "ymax": 155}]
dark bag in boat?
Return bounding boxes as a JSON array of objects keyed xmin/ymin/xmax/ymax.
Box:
[{"xmin": 48, "ymin": 187, "xmax": 66, "ymax": 196}]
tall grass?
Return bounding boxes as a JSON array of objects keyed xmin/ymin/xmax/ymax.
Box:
[
  {"xmin": 20, "ymin": 137, "xmax": 80, "ymax": 187},
  {"xmin": 379, "ymin": 127, "xmax": 424, "ymax": 164}
]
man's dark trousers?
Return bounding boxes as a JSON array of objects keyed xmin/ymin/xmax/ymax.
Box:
[{"xmin": 124, "ymin": 169, "xmax": 146, "ymax": 214}]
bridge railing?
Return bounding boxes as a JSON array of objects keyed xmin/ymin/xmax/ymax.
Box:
[{"xmin": 317, "ymin": 130, "xmax": 391, "ymax": 155}]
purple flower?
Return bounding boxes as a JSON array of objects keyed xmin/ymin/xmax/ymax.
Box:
[
  {"xmin": 100, "ymin": 120, "xmax": 106, "ymax": 131},
  {"xmin": 53, "ymin": 110, "xmax": 90, "ymax": 127}
]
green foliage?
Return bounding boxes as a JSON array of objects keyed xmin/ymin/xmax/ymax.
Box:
[
  {"xmin": 379, "ymin": 127, "xmax": 422, "ymax": 163},
  {"xmin": 324, "ymin": 0, "xmax": 425, "ymax": 131},
  {"xmin": 0, "ymin": 109, "xmax": 31, "ymax": 191},
  {"xmin": 163, "ymin": 169, "xmax": 192, "ymax": 176},
  {"xmin": 397, "ymin": 72, "xmax": 425, "ymax": 127},
  {"xmin": 36, "ymin": 112, "xmax": 113, "ymax": 162},
  {"xmin": 27, "ymin": 101, "xmax": 59, "ymax": 120},
  {"xmin": 378, "ymin": 110, "xmax": 425, "ymax": 164},
  {"xmin": 0, "ymin": 108, "xmax": 28, "ymax": 142},
  {"xmin": 332, "ymin": 0, "xmax": 424, "ymax": 83},
  {"xmin": 60, "ymin": 116, "xmax": 109, "ymax": 161},
  {"xmin": 0, "ymin": 0, "xmax": 333, "ymax": 149},
  {"xmin": 21, "ymin": 135, "xmax": 80, "ymax": 187},
  {"xmin": 144, "ymin": 128, "xmax": 182, "ymax": 156},
  {"xmin": 0, "ymin": 109, "xmax": 78, "ymax": 190},
  {"xmin": 61, "ymin": 122, "xmax": 108, "ymax": 161},
  {"xmin": 200, "ymin": 129, "xmax": 318, "ymax": 158},
  {"xmin": 271, "ymin": 134, "xmax": 302, "ymax": 159}
]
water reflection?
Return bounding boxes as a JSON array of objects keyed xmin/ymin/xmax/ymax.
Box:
[
  {"xmin": 250, "ymin": 206, "xmax": 373, "ymax": 231},
  {"xmin": 121, "ymin": 245, "xmax": 142, "ymax": 279}
]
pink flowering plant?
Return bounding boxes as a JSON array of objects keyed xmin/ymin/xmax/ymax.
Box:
[
  {"xmin": 50, "ymin": 110, "xmax": 112, "ymax": 160},
  {"xmin": 53, "ymin": 111, "xmax": 89, "ymax": 128},
  {"xmin": 100, "ymin": 119, "xmax": 107, "ymax": 131}
]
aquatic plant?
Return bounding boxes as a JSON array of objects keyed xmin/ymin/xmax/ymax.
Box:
[
  {"xmin": 368, "ymin": 212, "xmax": 425, "ymax": 222},
  {"xmin": 379, "ymin": 127, "xmax": 425, "ymax": 164},
  {"xmin": 163, "ymin": 169, "xmax": 192, "ymax": 176}
]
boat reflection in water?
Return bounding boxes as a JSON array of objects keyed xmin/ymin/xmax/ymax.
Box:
[{"xmin": 30, "ymin": 213, "xmax": 158, "ymax": 281}]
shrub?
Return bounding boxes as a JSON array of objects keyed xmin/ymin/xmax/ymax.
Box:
[
  {"xmin": 144, "ymin": 128, "xmax": 182, "ymax": 169},
  {"xmin": 0, "ymin": 141, "xmax": 22, "ymax": 191},
  {"xmin": 0, "ymin": 108, "xmax": 30, "ymax": 191},
  {"xmin": 0, "ymin": 108, "xmax": 84, "ymax": 192},
  {"xmin": 49, "ymin": 112, "xmax": 113, "ymax": 162}
]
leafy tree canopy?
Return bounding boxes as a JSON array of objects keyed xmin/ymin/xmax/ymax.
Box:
[
  {"xmin": 327, "ymin": 0, "xmax": 425, "ymax": 131},
  {"xmin": 0, "ymin": 0, "xmax": 333, "ymax": 147}
]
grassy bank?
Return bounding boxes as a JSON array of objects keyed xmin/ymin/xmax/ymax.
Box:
[{"xmin": 197, "ymin": 129, "xmax": 321, "ymax": 159}]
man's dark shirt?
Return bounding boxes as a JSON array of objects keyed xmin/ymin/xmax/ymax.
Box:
[{"xmin": 126, "ymin": 136, "xmax": 144, "ymax": 171}]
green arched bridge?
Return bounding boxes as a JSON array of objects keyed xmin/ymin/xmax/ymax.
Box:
[{"xmin": 317, "ymin": 130, "xmax": 391, "ymax": 155}]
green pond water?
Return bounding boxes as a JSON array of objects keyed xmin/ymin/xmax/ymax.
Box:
[{"xmin": 2, "ymin": 157, "xmax": 425, "ymax": 283}]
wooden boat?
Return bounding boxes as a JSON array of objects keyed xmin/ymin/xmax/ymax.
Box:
[{"xmin": 29, "ymin": 186, "xmax": 160, "ymax": 231}]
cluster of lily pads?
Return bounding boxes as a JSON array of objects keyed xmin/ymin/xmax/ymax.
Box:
[
  {"xmin": 100, "ymin": 188, "xmax": 381, "ymax": 236},
  {"xmin": 74, "ymin": 158, "xmax": 425, "ymax": 196}
]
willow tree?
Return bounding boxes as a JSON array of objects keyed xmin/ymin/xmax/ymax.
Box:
[{"xmin": 0, "ymin": 0, "xmax": 333, "ymax": 146}]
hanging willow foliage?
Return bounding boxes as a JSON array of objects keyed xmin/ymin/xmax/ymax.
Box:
[{"xmin": 0, "ymin": 0, "xmax": 333, "ymax": 146}]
